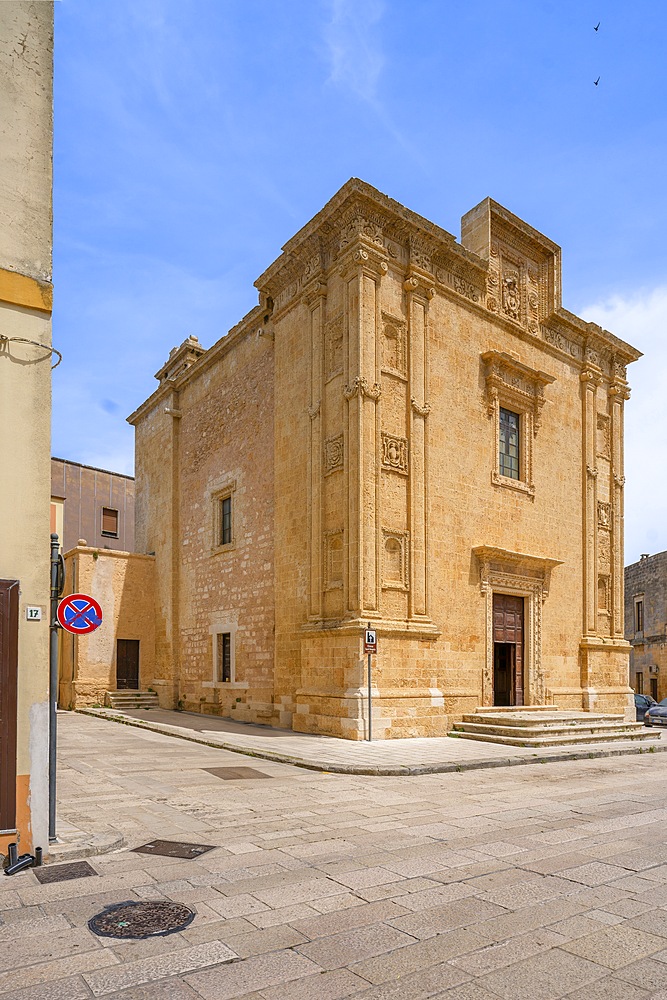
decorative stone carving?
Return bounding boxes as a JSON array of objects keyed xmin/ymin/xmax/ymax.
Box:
[
  {"xmin": 344, "ymin": 377, "xmax": 382, "ymax": 401},
  {"xmin": 596, "ymin": 414, "xmax": 610, "ymax": 459},
  {"xmin": 381, "ymin": 529, "xmax": 410, "ymax": 591},
  {"xmin": 502, "ymin": 273, "xmax": 521, "ymax": 321},
  {"xmin": 410, "ymin": 398, "xmax": 431, "ymax": 417},
  {"xmin": 324, "ymin": 435, "xmax": 344, "ymax": 475},
  {"xmin": 597, "ymin": 500, "xmax": 611, "ymax": 528},
  {"xmin": 381, "ymin": 433, "xmax": 408, "ymax": 475},
  {"xmin": 308, "ymin": 401, "xmax": 321, "ymax": 419},
  {"xmin": 324, "ymin": 530, "xmax": 344, "ymax": 590},
  {"xmin": 409, "ymin": 234, "xmax": 433, "ymax": 272},
  {"xmin": 382, "ymin": 313, "xmax": 407, "ymax": 376},
  {"xmin": 481, "ymin": 351, "xmax": 555, "ymax": 436},
  {"xmin": 435, "ymin": 268, "xmax": 481, "ymax": 302},
  {"xmin": 325, "ymin": 314, "xmax": 344, "ymax": 378}
]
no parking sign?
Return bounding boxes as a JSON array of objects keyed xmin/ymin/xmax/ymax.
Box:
[{"xmin": 57, "ymin": 593, "xmax": 103, "ymax": 634}]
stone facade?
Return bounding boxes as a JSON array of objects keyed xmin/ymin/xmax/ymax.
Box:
[
  {"xmin": 625, "ymin": 551, "xmax": 667, "ymax": 701},
  {"xmin": 129, "ymin": 179, "xmax": 640, "ymax": 739}
]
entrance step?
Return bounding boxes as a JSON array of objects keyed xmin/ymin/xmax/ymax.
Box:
[
  {"xmin": 450, "ymin": 707, "xmax": 660, "ymax": 747},
  {"xmin": 105, "ymin": 691, "xmax": 159, "ymax": 710}
]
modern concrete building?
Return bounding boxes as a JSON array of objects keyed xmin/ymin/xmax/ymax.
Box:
[
  {"xmin": 625, "ymin": 551, "xmax": 667, "ymax": 701},
  {"xmin": 0, "ymin": 2, "xmax": 53, "ymax": 854},
  {"xmin": 51, "ymin": 457, "xmax": 135, "ymax": 554},
  {"xmin": 116, "ymin": 180, "xmax": 641, "ymax": 740}
]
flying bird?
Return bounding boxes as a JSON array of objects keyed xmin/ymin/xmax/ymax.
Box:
[
  {"xmin": 594, "ymin": 76, "xmax": 600, "ymax": 86},
  {"xmin": 594, "ymin": 22, "xmax": 600, "ymax": 31}
]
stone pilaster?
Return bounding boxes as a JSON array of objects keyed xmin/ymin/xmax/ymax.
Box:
[
  {"xmin": 342, "ymin": 249, "xmax": 385, "ymax": 617},
  {"xmin": 404, "ymin": 276, "xmax": 434, "ymax": 620},
  {"xmin": 609, "ymin": 379, "xmax": 630, "ymax": 639},
  {"xmin": 581, "ymin": 368, "xmax": 601, "ymax": 638},
  {"xmin": 305, "ymin": 282, "xmax": 326, "ymax": 620}
]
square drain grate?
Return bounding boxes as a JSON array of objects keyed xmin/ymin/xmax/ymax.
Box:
[
  {"xmin": 34, "ymin": 860, "xmax": 98, "ymax": 884},
  {"xmin": 132, "ymin": 840, "xmax": 216, "ymax": 859},
  {"xmin": 204, "ymin": 766, "xmax": 272, "ymax": 780}
]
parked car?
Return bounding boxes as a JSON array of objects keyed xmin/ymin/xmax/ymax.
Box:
[
  {"xmin": 645, "ymin": 697, "xmax": 667, "ymax": 727},
  {"xmin": 634, "ymin": 693, "xmax": 658, "ymax": 723}
]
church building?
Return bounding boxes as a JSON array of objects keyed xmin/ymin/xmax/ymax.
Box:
[{"xmin": 127, "ymin": 179, "xmax": 639, "ymax": 739}]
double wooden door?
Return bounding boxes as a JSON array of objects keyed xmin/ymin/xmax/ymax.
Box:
[
  {"xmin": 0, "ymin": 580, "xmax": 19, "ymax": 831},
  {"xmin": 493, "ymin": 593, "xmax": 524, "ymax": 707}
]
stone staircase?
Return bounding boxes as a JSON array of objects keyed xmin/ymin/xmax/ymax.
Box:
[
  {"xmin": 450, "ymin": 705, "xmax": 661, "ymax": 748},
  {"xmin": 104, "ymin": 690, "xmax": 159, "ymax": 710}
]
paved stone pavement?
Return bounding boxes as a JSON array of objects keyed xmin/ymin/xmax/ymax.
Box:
[
  {"xmin": 78, "ymin": 706, "xmax": 667, "ymax": 775},
  {"xmin": 6, "ymin": 711, "xmax": 667, "ymax": 999}
]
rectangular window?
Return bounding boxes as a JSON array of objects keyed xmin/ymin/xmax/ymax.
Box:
[
  {"xmin": 499, "ymin": 408, "xmax": 520, "ymax": 480},
  {"xmin": 220, "ymin": 496, "xmax": 232, "ymax": 546},
  {"xmin": 216, "ymin": 632, "xmax": 231, "ymax": 683},
  {"xmin": 636, "ymin": 672, "xmax": 643, "ymax": 694},
  {"xmin": 101, "ymin": 507, "xmax": 119, "ymax": 537},
  {"xmin": 635, "ymin": 599, "xmax": 644, "ymax": 634}
]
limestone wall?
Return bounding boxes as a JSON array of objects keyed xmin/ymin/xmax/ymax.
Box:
[
  {"xmin": 625, "ymin": 551, "xmax": 667, "ymax": 700},
  {"xmin": 59, "ymin": 547, "xmax": 155, "ymax": 708}
]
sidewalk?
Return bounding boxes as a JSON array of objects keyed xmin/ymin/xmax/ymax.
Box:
[{"xmin": 77, "ymin": 706, "xmax": 667, "ymax": 775}]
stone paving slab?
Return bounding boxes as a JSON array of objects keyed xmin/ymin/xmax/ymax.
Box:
[
  {"xmin": 77, "ymin": 706, "xmax": 667, "ymax": 776},
  {"xmin": 11, "ymin": 713, "xmax": 667, "ymax": 1000}
]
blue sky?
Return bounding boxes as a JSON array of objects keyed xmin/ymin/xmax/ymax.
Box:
[{"xmin": 53, "ymin": 0, "xmax": 667, "ymax": 562}]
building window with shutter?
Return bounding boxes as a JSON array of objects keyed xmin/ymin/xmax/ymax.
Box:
[
  {"xmin": 101, "ymin": 507, "xmax": 119, "ymax": 537},
  {"xmin": 210, "ymin": 623, "xmax": 237, "ymax": 685},
  {"xmin": 211, "ymin": 480, "xmax": 236, "ymax": 553},
  {"xmin": 635, "ymin": 597, "xmax": 644, "ymax": 634}
]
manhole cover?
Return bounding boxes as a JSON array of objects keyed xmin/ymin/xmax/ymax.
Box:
[
  {"xmin": 205, "ymin": 766, "xmax": 272, "ymax": 780},
  {"xmin": 89, "ymin": 900, "xmax": 195, "ymax": 939},
  {"xmin": 34, "ymin": 860, "xmax": 97, "ymax": 884},
  {"xmin": 132, "ymin": 840, "xmax": 215, "ymax": 859}
]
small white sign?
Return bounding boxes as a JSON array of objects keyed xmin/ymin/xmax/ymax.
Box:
[{"xmin": 26, "ymin": 606, "xmax": 43, "ymax": 621}]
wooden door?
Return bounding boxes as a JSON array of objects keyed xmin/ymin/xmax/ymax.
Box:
[
  {"xmin": 0, "ymin": 580, "xmax": 19, "ymax": 831},
  {"xmin": 493, "ymin": 593, "xmax": 524, "ymax": 706},
  {"xmin": 116, "ymin": 639, "xmax": 140, "ymax": 690}
]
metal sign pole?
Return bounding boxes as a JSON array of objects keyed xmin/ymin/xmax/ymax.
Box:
[
  {"xmin": 48, "ymin": 533, "xmax": 61, "ymax": 843},
  {"xmin": 367, "ymin": 621, "xmax": 372, "ymax": 742}
]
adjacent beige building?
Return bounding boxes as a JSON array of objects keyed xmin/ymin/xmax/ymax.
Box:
[
  {"xmin": 0, "ymin": 3, "xmax": 53, "ymax": 853},
  {"xmin": 51, "ymin": 457, "xmax": 135, "ymax": 554},
  {"xmin": 126, "ymin": 179, "xmax": 639, "ymax": 739},
  {"xmin": 625, "ymin": 551, "xmax": 667, "ymax": 701}
]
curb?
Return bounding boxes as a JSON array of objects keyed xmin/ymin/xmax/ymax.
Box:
[
  {"xmin": 47, "ymin": 831, "xmax": 125, "ymax": 864},
  {"xmin": 75, "ymin": 709, "xmax": 667, "ymax": 777}
]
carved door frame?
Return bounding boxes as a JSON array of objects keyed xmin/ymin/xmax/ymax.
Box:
[{"xmin": 473, "ymin": 546, "xmax": 563, "ymax": 709}]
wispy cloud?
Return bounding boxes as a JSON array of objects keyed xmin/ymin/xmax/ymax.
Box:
[
  {"xmin": 581, "ymin": 285, "xmax": 667, "ymax": 564},
  {"xmin": 324, "ymin": 0, "xmax": 385, "ymax": 103},
  {"xmin": 321, "ymin": 0, "xmax": 427, "ymax": 167}
]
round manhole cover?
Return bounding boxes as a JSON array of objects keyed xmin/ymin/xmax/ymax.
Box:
[{"xmin": 88, "ymin": 900, "xmax": 195, "ymax": 939}]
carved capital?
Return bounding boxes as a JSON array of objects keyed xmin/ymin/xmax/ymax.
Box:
[
  {"xmin": 587, "ymin": 464, "xmax": 598, "ymax": 479},
  {"xmin": 344, "ymin": 376, "xmax": 382, "ymax": 401},
  {"xmin": 403, "ymin": 275, "xmax": 435, "ymax": 299},
  {"xmin": 303, "ymin": 281, "xmax": 328, "ymax": 307},
  {"xmin": 580, "ymin": 368, "xmax": 602, "ymax": 388},
  {"xmin": 608, "ymin": 381, "xmax": 631, "ymax": 402},
  {"xmin": 308, "ymin": 401, "xmax": 321, "ymax": 419},
  {"xmin": 410, "ymin": 397, "xmax": 431, "ymax": 417},
  {"xmin": 614, "ymin": 474, "xmax": 626, "ymax": 489}
]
